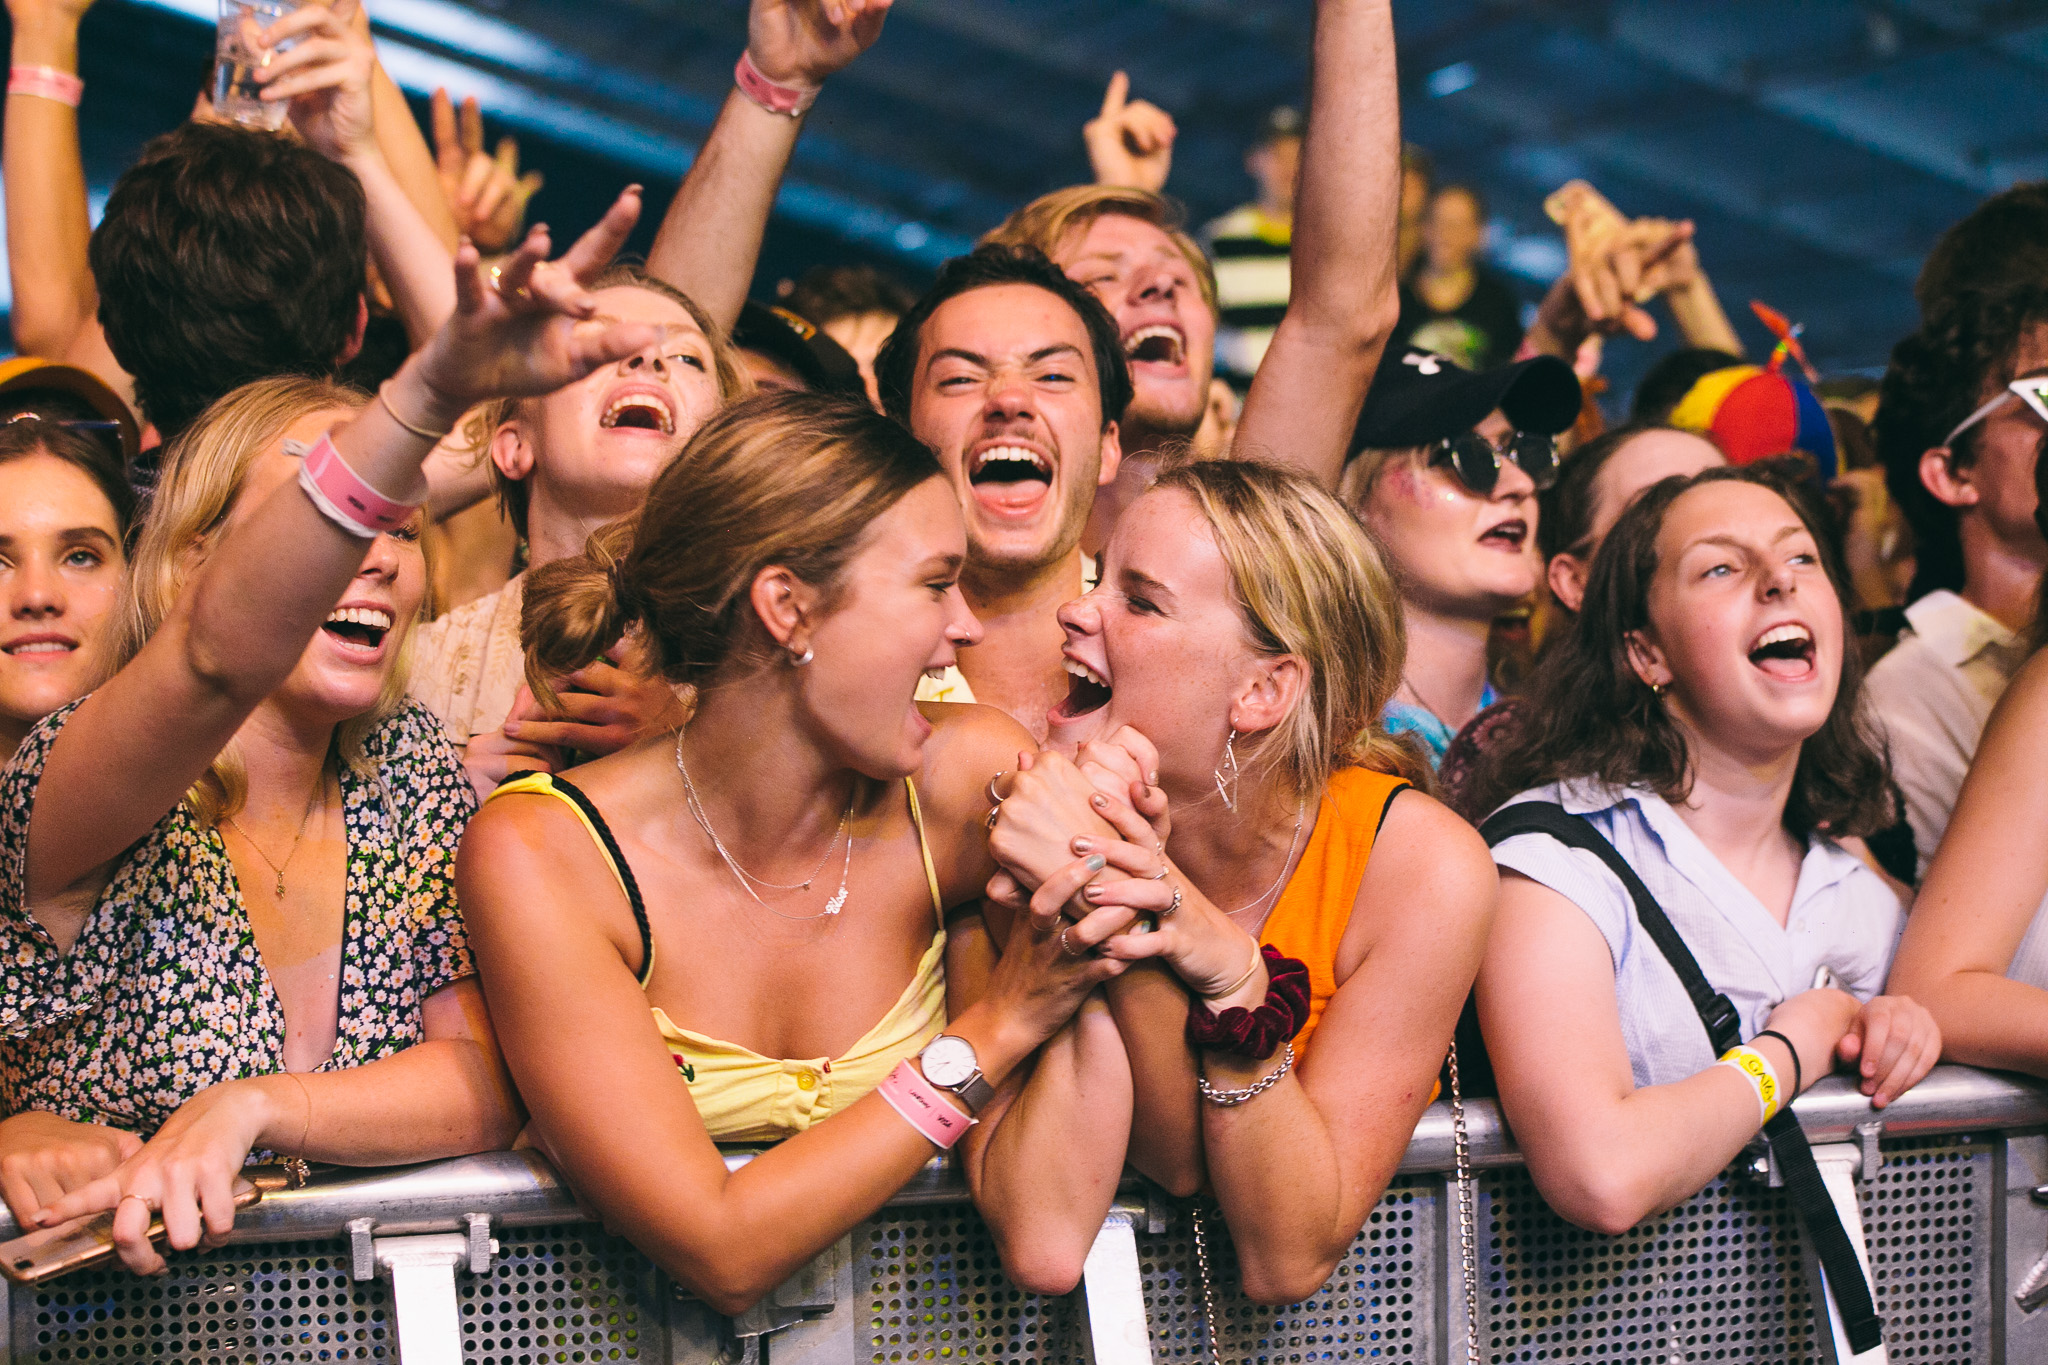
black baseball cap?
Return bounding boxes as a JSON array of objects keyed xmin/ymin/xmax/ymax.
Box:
[
  {"xmin": 1352, "ymin": 347, "xmax": 1582, "ymax": 452},
  {"xmin": 732, "ymin": 302, "xmax": 866, "ymax": 398}
]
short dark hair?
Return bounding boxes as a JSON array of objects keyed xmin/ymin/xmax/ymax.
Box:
[
  {"xmin": 1469, "ymin": 464, "xmax": 1892, "ymax": 838},
  {"xmin": 1917, "ymin": 182, "xmax": 2048, "ymax": 314},
  {"xmin": 89, "ymin": 122, "xmax": 368, "ymax": 441},
  {"xmin": 1877, "ymin": 283, "xmax": 2048, "ymax": 601},
  {"xmin": 1629, "ymin": 347, "xmax": 1743, "ymax": 424},
  {"xmin": 781, "ymin": 264, "xmax": 918, "ymax": 327},
  {"xmin": 0, "ymin": 417, "xmax": 137, "ymax": 545},
  {"xmin": 873, "ymin": 244, "xmax": 1132, "ymax": 428}
]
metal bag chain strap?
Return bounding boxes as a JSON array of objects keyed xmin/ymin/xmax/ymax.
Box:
[
  {"xmin": 1188, "ymin": 1044, "xmax": 1480, "ymax": 1365},
  {"xmin": 1191, "ymin": 1200, "xmax": 1220, "ymax": 1361},
  {"xmin": 1447, "ymin": 1037, "xmax": 1480, "ymax": 1365}
]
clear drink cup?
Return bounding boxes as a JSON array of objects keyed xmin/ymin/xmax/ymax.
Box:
[{"xmin": 213, "ymin": 0, "xmax": 305, "ymax": 131}]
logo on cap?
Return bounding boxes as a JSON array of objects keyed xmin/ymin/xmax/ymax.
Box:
[{"xmin": 1403, "ymin": 352, "xmax": 1446, "ymax": 377}]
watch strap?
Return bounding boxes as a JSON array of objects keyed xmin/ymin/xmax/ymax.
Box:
[{"xmin": 956, "ymin": 1072, "xmax": 995, "ymax": 1114}]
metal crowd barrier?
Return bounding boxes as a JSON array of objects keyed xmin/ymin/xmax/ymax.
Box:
[{"xmin": 8, "ymin": 1063, "xmax": 2048, "ymax": 1363}]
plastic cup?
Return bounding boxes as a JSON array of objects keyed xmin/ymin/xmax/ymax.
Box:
[{"xmin": 213, "ymin": 0, "xmax": 304, "ymax": 130}]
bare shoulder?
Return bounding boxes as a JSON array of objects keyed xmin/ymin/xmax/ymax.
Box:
[
  {"xmin": 914, "ymin": 702, "xmax": 1035, "ymax": 824},
  {"xmin": 456, "ymin": 790, "xmax": 626, "ymax": 940},
  {"xmin": 1359, "ymin": 788, "xmax": 1497, "ymax": 929}
]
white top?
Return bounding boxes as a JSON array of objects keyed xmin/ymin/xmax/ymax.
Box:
[
  {"xmin": 1862, "ymin": 590, "xmax": 2024, "ymax": 872},
  {"xmin": 1489, "ymin": 780, "xmax": 1905, "ymax": 1089}
]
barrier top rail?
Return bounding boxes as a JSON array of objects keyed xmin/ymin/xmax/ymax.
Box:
[{"xmin": 5, "ymin": 1063, "xmax": 2037, "ymax": 1250}]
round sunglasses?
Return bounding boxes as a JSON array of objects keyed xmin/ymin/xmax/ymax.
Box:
[{"xmin": 1428, "ymin": 429, "xmax": 1560, "ymax": 495}]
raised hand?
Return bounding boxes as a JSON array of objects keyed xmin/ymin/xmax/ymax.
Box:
[
  {"xmin": 1074, "ymin": 724, "xmax": 1171, "ymax": 847},
  {"xmin": 1085, "ymin": 71, "xmax": 1176, "ymax": 193},
  {"xmin": 988, "ymin": 750, "xmax": 1120, "ymax": 893},
  {"xmin": 255, "ymin": 1, "xmax": 376, "ymax": 162},
  {"xmin": 746, "ymin": 0, "xmax": 891, "ymax": 91},
  {"xmin": 508, "ymin": 641, "xmax": 688, "ymax": 757},
  {"xmin": 410, "ymin": 186, "xmax": 660, "ymax": 410},
  {"xmin": 433, "ymin": 90, "xmax": 544, "ymax": 253}
]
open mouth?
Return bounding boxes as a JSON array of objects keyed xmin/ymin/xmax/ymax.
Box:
[
  {"xmin": 969, "ymin": 444, "xmax": 1051, "ymax": 488},
  {"xmin": 2, "ymin": 638, "xmax": 76, "ymax": 657},
  {"xmin": 322, "ymin": 606, "xmax": 392, "ymax": 653},
  {"xmin": 599, "ymin": 392, "xmax": 676, "ymax": 435},
  {"xmin": 1051, "ymin": 657, "xmax": 1113, "ymax": 720},
  {"xmin": 1124, "ymin": 324, "xmax": 1186, "ymax": 368},
  {"xmin": 1747, "ymin": 622, "xmax": 1816, "ymax": 679},
  {"xmin": 1479, "ymin": 518, "xmax": 1527, "ymax": 549}
]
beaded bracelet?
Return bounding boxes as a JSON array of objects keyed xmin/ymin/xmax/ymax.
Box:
[{"xmin": 1185, "ymin": 946, "xmax": 1310, "ymax": 1060}]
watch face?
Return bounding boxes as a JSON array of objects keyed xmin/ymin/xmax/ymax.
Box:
[{"xmin": 921, "ymin": 1034, "xmax": 977, "ymax": 1088}]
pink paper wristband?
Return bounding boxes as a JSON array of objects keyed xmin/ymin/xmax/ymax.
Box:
[
  {"xmin": 875, "ymin": 1060, "xmax": 975, "ymax": 1150},
  {"xmin": 733, "ymin": 49, "xmax": 817, "ymax": 118},
  {"xmin": 9, "ymin": 65, "xmax": 83, "ymax": 107},
  {"xmin": 298, "ymin": 433, "xmax": 420, "ymax": 538}
]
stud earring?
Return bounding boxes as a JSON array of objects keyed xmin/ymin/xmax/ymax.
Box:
[
  {"xmin": 1650, "ymin": 680, "xmax": 1668, "ymax": 698},
  {"xmin": 1214, "ymin": 727, "xmax": 1240, "ymax": 813}
]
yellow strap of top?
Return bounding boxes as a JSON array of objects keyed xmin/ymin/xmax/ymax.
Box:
[{"xmin": 487, "ymin": 771, "xmax": 945, "ymax": 985}]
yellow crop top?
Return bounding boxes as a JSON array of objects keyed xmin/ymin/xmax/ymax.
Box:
[{"xmin": 489, "ymin": 771, "xmax": 948, "ymax": 1143}]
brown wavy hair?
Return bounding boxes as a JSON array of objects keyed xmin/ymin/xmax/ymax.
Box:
[
  {"xmin": 1466, "ymin": 463, "xmax": 1891, "ymax": 836},
  {"xmin": 521, "ymin": 389, "xmax": 943, "ymax": 705},
  {"xmin": 1151, "ymin": 460, "xmax": 1431, "ymax": 798}
]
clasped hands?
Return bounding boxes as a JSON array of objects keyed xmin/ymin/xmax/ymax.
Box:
[{"xmin": 985, "ymin": 728, "xmax": 1263, "ymax": 1001}]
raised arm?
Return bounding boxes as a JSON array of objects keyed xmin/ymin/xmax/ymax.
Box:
[
  {"xmin": 1231, "ymin": 0, "xmax": 1401, "ymax": 489},
  {"xmin": 26, "ymin": 193, "xmax": 656, "ymax": 905},
  {"xmin": 1888, "ymin": 649, "xmax": 2048, "ymax": 1073},
  {"xmin": 3, "ymin": 0, "xmax": 134, "ymax": 402},
  {"xmin": 644, "ymin": 0, "xmax": 888, "ymax": 334},
  {"xmin": 262, "ymin": 3, "xmax": 456, "ymax": 346}
]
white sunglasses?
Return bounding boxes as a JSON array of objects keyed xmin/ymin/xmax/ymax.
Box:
[{"xmin": 1944, "ymin": 373, "xmax": 2048, "ymax": 448}]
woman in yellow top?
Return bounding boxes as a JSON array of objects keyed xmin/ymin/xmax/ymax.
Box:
[
  {"xmin": 962, "ymin": 460, "xmax": 1496, "ymax": 1303},
  {"xmin": 456, "ymin": 390, "xmax": 1135, "ymax": 1315}
]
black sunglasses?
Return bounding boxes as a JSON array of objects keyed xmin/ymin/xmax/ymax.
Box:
[{"xmin": 1429, "ymin": 429, "xmax": 1559, "ymax": 495}]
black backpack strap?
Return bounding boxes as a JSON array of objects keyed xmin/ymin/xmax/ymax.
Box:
[
  {"xmin": 1763, "ymin": 1109, "xmax": 1885, "ymax": 1353},
  {"xmin": 1479, "ymin": 802, "xmax": 1742, "ymax": 1055},
  {"xmin": 1479, "ymin": 799, "xmax": 1883, "ymax": 1355}
]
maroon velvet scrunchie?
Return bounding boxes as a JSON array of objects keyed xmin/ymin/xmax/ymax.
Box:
[{"xmin": 1184, "ymin": 946, "xmax": 1310, "ymax": 1059}]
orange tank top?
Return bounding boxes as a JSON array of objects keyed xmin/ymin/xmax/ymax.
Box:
[{"xmin": 1258, "ymin": 766, "xmax": 1411, "ymax": 1061}]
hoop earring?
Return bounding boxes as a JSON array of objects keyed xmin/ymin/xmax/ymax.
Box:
[
  {"xmin": 1214, "ymin": 728, "xmax": 1240, "ymax": 813},
  {"xmin": 788, "ymin": 645, "xmax": 814, "ymax": 667}
]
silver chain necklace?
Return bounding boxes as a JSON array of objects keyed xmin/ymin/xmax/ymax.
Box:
[
  {"xmin": 674, "ymin": 731, "xmax": 852, "ymax": 920},
  {"xmin": 1223, "ymin": 802, "xmax": 1305, "ymax": 921}
]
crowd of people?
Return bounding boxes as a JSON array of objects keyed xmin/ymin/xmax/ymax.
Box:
[{"xmin": 0, "ymin": 0, "xmax": 2042, "ymax": 1335}]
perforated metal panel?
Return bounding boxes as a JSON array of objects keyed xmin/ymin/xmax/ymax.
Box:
[
  {"xmin": 1861, "ymin": 1135, "xmax": 1992, "ymax": 1364},
  {"xmin": 462, "ymin": 1223, "xmax": 659, "ymax": 1363},
  {"xmin": 856, "ymin": 1202, "xmax": 1075, "ymax": 1362},
  {"xmin": 1136, "ymin": 1175, "xmax": 1440, "ymax": 1362},
  {"xmin": 18, "ymin": 1242, "xmax": 391, "ymax": 1362},
  {"xmin": 1480, "ymin": 1164, "xmax": 1822, "ymax": 1363}
]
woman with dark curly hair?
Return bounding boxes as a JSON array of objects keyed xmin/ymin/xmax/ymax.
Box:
[{"xmin": 1467, "ymin": 464, "xmax": 1940, "ymax": 1235}]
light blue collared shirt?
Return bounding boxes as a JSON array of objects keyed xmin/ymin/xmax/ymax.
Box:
[{"xmin": 1487, "ymin": 780, "xmax": 1903, "ymax": 1089}]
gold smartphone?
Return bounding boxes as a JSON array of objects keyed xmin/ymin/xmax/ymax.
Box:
[{"xmin": 0, "ymin": 1177, "xmax": 264, "ymax": 1284}]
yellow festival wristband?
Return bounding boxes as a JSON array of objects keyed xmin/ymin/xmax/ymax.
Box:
[{"xmin": 1714, "ymin": 1044, "xmax": 1783, "ymax": 1124}]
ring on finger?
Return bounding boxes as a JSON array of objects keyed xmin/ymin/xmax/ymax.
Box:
[
  {"xmin": 118, "ymin": 1192, "xmax": 154, "ymax": 1215},
  {"xmin": 986, "ymin": 772, "xmax": 1008, "ymax": 805},
  {"xmin": 985, "ymin": 804, "xmax": 1002, "ymax": 832},
  {"xmin": 1148, "ymin": 862, "xmax": 1169, "ymax": 881},
  {"xmin": 1059, "ymin": 926, "xmax": 1085, "ymax": 958},
  {"xmin": 1161, "ymin": 885, "xmax": 1182, "ymax": 917}
]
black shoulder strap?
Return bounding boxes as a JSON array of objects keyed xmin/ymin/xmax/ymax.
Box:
[
  {"xmin": 503, "ymin": 771, "xmax": 655, "ymax": 980},
  {"xmin": 1479, "ymin": 802, "xmax": 1742, "ymax": 1056},
  {"xmin": 1478, "ymin": 799, "xmax": 1883, "ymax": 1354}
]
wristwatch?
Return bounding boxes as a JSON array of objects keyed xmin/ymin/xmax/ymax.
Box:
[{"xmin": 917, "ymin": 1034, "xmax": 994, "ymax": 1114}]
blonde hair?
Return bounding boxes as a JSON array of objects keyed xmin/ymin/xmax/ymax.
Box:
[
  {"xmin": 522, "ymin": 389, "xmax": 942, "ymax": 705},
  {"xmin": 467, "ymin": 267, "xmax": 751, "ymax": 537},
  {"xmin": 115, "ymin": 374, "xmax": 422, "ymax": 825},
  {"xmin": 981, "ymin": 185, "xmax": 1219, "ymax": 313},
  {"xmin": 1152, "ymin": 460, "xmax": 1430, "ymax": 797}
]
